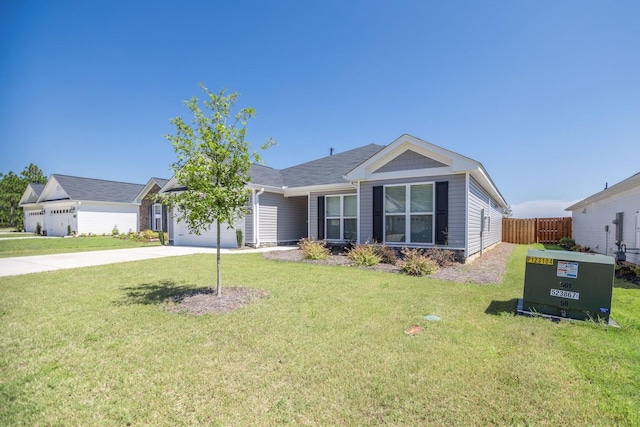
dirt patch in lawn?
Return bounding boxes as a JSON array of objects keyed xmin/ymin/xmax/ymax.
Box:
[
  {"xmin": 264, "ymin": 243, "xmax": 516, "ymax": 285},
  {"xmin": 166, "ymin": 286, "xmax": 268, "ymax": 316}
]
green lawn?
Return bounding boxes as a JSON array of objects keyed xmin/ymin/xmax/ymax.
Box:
[
  {"xmin": 0, "ymin": 232, "xmax": 36, "ymax": 239},
  {"xmin": 0, "ymin": 236, "xmax": 161, "ymax": 258},
  {"xmin": 1, "ymin": 245, "xmax": 638, "ymax": 425}
]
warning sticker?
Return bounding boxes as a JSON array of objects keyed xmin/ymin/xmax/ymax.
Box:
[{"xmin": 557, "ymin": 261, "xmax": 578, "ymax": 279}]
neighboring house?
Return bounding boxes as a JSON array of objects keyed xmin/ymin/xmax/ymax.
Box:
[
  {"xmin": 161, "ymin": 134, "xmax": 507, "ymax": 262},
  {"xmin": 134, "ymin": 177, "xmax": 170, "ymax": 233},
  {"xmin": 19, "ymin": 174, "xmax": 145, "ymax": 236},
  {"xmin": 566, "ymin": 172, "xmax": 640, "ymax": 265},
  {"xmin": 19, "ymin": 183, "xmax": 46, "ymax": 233}
]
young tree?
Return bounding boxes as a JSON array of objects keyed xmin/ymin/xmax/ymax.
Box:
[{"xmin": 163, "ymin": 84, "xmax": 274, "ymax": 296}]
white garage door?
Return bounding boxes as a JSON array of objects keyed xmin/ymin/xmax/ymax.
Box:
[
  {"xmin": 24, "ymin": 210, "xmax": 43, "ymax": 233},
  {"xmin": 173, "ymin": 218, "xmax": 243, "ymax": 248}
]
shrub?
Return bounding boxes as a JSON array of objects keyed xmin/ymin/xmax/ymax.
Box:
[
  {"xmin": 36, "ymin": 222, "xmax": 42, "ymax": 235},
  {"xmin": 236, "ymin": 229, "xmax": 243, "ymax": 248},
  {"xmin": 373, "ymin": 244, "xmax": 398, "ymax": 264},
  {"xmin": 141, "ymin": 229, "xmax": 157, "ymax": 240},
  {"xmin": 559, "ymin": 237, "xmax": 576, "ymax": 250},
  {"xmin": 299, "ymin": 238, "xmax": 329, "ymax": 260},
  {"xmin": 158, "ymin": 230, "xmax": 165, "ymax": 245},
  {"xmin": 112, "ymin": 225, "xmax": 119, "ymax": 236},
  {"xmin": 618, "ymin": 266, "xmax": 636, "ymax": 277},
  {"xmin": 424, "ymin": 248, "xmax": 456, "ymax": 267},
  {"xmin": 347, "ymin": 244, "xmax": 381, "ymax": 266},
  {"xmin": 67, "ymin": 225, "xmax": 71, "ymax": 236},
  {"xmin": 399, "ymin": 247, "xmax": 438, "ymax": 276}
]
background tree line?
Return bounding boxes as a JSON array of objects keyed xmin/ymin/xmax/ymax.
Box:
[{"xmin": 0, "ymin": 164, "xmax": 47, "ymax": 230}]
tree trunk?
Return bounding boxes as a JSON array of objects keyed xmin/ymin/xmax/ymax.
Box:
[{"xmin": 216, "ymin": 220, "xmax": 222, "ymax": 297}]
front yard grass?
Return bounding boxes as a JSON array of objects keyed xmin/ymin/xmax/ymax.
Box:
[
  {"xmin": 1, "ymin": 245, "xmax": 638, "ymax": 425},
  {"xmin": 0, "ymin": 235, "xmax": 161, "ymax": 258}
]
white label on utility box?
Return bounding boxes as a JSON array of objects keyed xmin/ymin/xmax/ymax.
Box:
[
  {"xmin": 557, "ymin": 261, "xmax": 578, "ymax": 279},
  {"xmin": 550, "ymin": 288, "xmax": 580, "ymax": 300}
]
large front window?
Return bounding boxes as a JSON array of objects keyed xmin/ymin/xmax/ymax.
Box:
[
  {"xmin": 326, "ymin": 195, "xmax": 357, "ymax": 241},
  {"xmin": 384, "ymin": 184, "xmax": 433, "ymax": 244}
]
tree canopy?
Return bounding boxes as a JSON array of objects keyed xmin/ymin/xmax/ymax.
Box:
[
  {"xmin": 163, "ymin": 84, "xmax": 274, "ymax": 295},
  {"xmin": 0, "ymin": 163, "xmax": 47, "ymax": 229}
]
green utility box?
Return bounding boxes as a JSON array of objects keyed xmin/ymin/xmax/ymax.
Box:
[{"xmin": 520, "ymin": 249, "xmax": 614, "ymax": 322}]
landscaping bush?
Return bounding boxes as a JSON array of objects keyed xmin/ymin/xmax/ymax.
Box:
[
  {"xmin": 35, "ymin": 222, "xmax": 41, "ymax": 236},
  {"xmin": 373, "ymin": 243, "xmax": 398, "ymax": 264},
  {"xmin": 236, "ymin": 229, "xmax": 243, "ymax": 248},
  {"xmin": 299, "ymin": 238, "xmax": 330, "ymax": 260},
  {"xmin": 399, "ymin": 247, "xmax": 438, "ymax": 276},
  {"xmin": 559, "ymin": 237, "xmax": 576, "ymax": 250},
  {"xmin": 141, "ymin": 229, "xmax": 157, "ymax": 240},
  {"xmin": 347, "ymin": 244, "xmax": 381, "ymax": 266},
  {"xmin": 424, "ymin": 248, "xmax": 456, "ymax": 267}
]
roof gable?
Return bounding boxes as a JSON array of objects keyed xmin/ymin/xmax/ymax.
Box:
[
  {"xmin": 566, "ymin": 171, "xmax": 640, "ymax": 211},
  {"xmin": 346, "ymin": 134, "xmax": 507, "ymax": 207},
  {"xmin": 19, "ymin": 183, "xmax": 46, "ymax": 206},
  {"xmin": 346, "ymin": 134, "xmax": 481, "ymax": 180},
  {"xmin": 134, "ymin": 177, "xmax": 170, "ymax": 202},
  {"xmin": 38, "ymin": 174, "xmax": 144, "ymax": 204},
  {"xmin": 374, "ymin": 149, "xmax": 448, "ymax": 174}
]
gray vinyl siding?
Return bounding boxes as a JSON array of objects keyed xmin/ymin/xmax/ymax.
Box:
[
  {"xmin": 309, "ymin": 190, "xmax": 357, "ymax": 240},
  {"xmin": 168, "ymin": 207, "xmax": 175, "ymax": 244},
  {"xmin": 258, "ymin": 193, "xmax": 308, "ymax": 244},
  {"xmin": 374, "ymin": 150, "xmax": 447, "ymax": 173},
  {"xmin": 244, "ymin": 196, "xmax": 254, "ymax": 244},
  {"xmin": 359, "ymin": 174, "xmax": 466, "ymax": 249},
  {"xmin": 467, "ymin": 176, "xmax": 503, "ymax": 257}
]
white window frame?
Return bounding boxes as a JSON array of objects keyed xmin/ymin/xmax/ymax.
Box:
[
  {"xmin": 151, "ymin": 203, "xmax": 163, "ymax": 231},
  {"xmin": 325, "ymin": 194, "xmax": 357, "ymax": 241},
  {"xmin": 384, "ymin": 182, "xmax": 435, "ymax": 245}
]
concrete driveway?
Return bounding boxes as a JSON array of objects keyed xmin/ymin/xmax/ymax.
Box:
[{"xmin": 0, "ymin": 245, "xmax": 296, "ymax": 278}]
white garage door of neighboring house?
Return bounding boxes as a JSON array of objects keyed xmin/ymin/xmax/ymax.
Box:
[
  {"xmin": 47, "ymin": 212, "xmax": 74, "ymax": 236},
  {"xmin": 24, "ymin": 210, "xmax": 43, "ymax": 233},
  {"xmin": 173, "ymin": 218, "xmax": 243, "ymax": 248}
]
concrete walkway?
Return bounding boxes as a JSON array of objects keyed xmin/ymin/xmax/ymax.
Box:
[{"xmin": 0, "ymin": 246, "xmax": 297, "ymax": 278}]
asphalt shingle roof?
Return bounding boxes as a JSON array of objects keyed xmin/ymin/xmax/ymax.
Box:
[
  {"xmin": 51, "ymin": 174, "xmax": 144, "ymax": 203},
  {"xmin": 248, "ymin": 144, "xmax": 384, "ymax": 188},
  {"xmin": 30, "ymin": 183, "xmax": 46, "ymax": 197}
]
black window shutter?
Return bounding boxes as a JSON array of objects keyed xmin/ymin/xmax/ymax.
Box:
[
  {"xmin": 372, "ymin": 186, "xmax": 383, "ymax": 242},
  {"xmin": 435, "ymin": 181, "xmax": 449, "ymax": 245},
  {"xmin": 149, "ymin": 205, "xmax": 153, "ymax": 230},
  {"xmin": 317, "ymin": 196, "xmax": 325, "ymax": 240}
]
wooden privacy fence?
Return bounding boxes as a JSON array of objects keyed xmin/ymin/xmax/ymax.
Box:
[{"xmin": 502, "ymin": 217, "xmax": 572, "ymax": 244}]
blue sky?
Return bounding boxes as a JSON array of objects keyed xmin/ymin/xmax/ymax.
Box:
[{"xmin": 1, "ymin": 1, "xmax": 638, "ymax": 218}]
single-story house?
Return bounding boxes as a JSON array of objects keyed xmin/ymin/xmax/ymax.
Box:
[
  {"xmin": 566, "ymin": 172, "xmax": 640, "ymax": 265},
  {"xmin": 161, "ymin": 134, "xmax": 507, "ymax": 262},
  {"xmin": 19, "ymin": 174, "xmax": 148, "ymax": 236}
]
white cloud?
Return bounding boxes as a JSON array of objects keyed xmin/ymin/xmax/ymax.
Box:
[{"xmin": 510, "ymin": 200, "xmax": 580, "ymax": 219}]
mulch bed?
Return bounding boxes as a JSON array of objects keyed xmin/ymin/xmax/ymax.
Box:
[
  {"xmin": 165, "ymin": 286, "xmax": 268, "ymax": 316},
  {"xmin": 264, "ymin": 242, "xmax": 516, "ymax": 284}
]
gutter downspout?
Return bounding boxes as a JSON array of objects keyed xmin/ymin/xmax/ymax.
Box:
[{"xmin": 254, "ymin": 188, "xmax": 265, "ymax": 248}]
